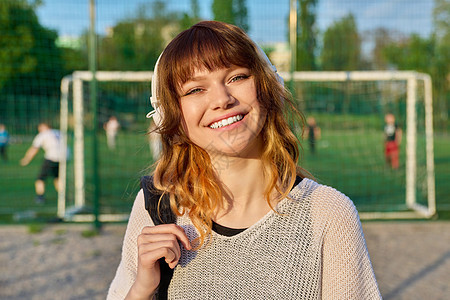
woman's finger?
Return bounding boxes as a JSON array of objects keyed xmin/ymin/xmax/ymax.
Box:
[
  {"xmin": 141, "ymin": 224, "xmax": 192, "ymax": 250},
  {"xmin": 137, "ymin": 239, "xmax": 182, "ymax": 264},
  {"xmin": 139, "ymin": 245, "xmax": 178, "ymax": 268}
]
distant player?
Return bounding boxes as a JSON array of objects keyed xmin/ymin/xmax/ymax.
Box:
[
  {"xmin": 104, "ymin": 116, "xmax": 120, "ymax": 150},
  {"xmin": 0, "ymin": 124, "xmax": 9, "ymax": 162},
  {"xmin": 20, "ymin": 123, "xmax": 62, "ymax": 204},
  {"xmin": 384, "ymin": 113, "xmax": 402, "ymax": 169},
  {"xmin": 305, "ymin": 116, "xmax": 321, "ymax": 155}
]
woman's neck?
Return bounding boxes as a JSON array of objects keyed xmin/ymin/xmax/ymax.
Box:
[{"xmin": 211, "ymin": 155, "xmax": 273, "ymax": 228}]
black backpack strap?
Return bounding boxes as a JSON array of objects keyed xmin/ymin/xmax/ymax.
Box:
[
  {"xmin": 140, "ymin": 176, "xmax": 176, "ymax": 225},
  {"xmin": 140, "ymin": 176, "xmax": 175, "ymax": 300}
]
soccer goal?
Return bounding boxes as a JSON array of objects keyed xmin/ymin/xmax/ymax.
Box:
[
  {"xmin": 58, "ymin": 70, "xmax": 436, "ymax": 221},
  {"xmin": 58, "ymin": 71, "xmax": 155, "ymax": 222},
  {"xmin": 279, "ymin": 70, "xmax": 436, "ymax": 219}
]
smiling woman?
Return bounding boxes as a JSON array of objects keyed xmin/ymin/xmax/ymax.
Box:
[{"xmin": 107, "ymin": 21, "xmax": 382, "ymax": 300}]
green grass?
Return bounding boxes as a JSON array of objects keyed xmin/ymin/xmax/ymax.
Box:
[
  {"xmin": 1, "ymin": 121, "xmax": 449, "ymax": 223},
  {"xmin": 433, "ymin": 133, "xmax": 450, "ymax": 214},
  {"xmin": 300, "ymin": 129, "xmax": 409, "ymax": 211}
]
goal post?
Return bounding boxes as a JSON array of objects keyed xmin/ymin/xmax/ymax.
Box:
[{"xmin": 59, "ymin": 70, "xmax": 436, "ymax": 221}]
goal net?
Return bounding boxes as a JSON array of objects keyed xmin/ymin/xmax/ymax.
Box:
[{"xmin": 58, "ymin": 71, "xmax": 436, "ymax": 221}]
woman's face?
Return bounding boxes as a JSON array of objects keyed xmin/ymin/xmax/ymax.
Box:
[{"xmin": 179, "ymin": 65, "xmax": 266, "ymax": 158}]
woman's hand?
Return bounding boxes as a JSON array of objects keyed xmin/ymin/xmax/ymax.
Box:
[{"xmin": 126, "ymin": 224, "xmax": 192, "ymax": 300}]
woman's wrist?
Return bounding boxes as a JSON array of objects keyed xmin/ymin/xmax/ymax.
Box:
[{"xmin": 125, "ymin": 284, "xmax": 156, "ymax": 300}]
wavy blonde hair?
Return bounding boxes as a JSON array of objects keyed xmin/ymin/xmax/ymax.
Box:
[{"xmin": 151, "ymin": 21, "xmax": 310, "ymax": 247}]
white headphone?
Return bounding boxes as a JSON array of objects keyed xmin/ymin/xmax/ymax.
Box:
[
  {"xmin": 146, "ymin": 44, "xmax": 284, "ymax": 126},
  {"xmin": 145, "ymin": 53, "xmax": 164, "ymax": 125}
]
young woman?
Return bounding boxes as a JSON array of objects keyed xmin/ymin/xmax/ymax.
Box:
[{"xmin": 108, "ymin": 21, "xmax": 381, "ymax": 300}]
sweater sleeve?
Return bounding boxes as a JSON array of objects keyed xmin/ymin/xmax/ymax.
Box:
[
  {"xmin": 321, "ymin": 192, "xmax": 382, "ymax": 300},
  {"xmin": 107, "ymin": 190, "xmax": 154, "ymax": 300}
]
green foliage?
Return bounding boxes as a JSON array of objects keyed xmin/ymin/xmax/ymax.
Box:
[
  {"xmin": 180, "ymin": 0, "xmax": 202, "ymax": 31},
  {"xmin": 212, "ymin": 0, "xmax": 249, "ymax": 31},
  {"xmin": 0, "ymin": 0, "xmax": 66, "ymax": 135},
  {"xmin": 233, "ymin": 0, "xmax": 249, "ymax": 32},
  {"xmin": 212, "ymin": 0, "xmax": 234, "ymax": 24},
  {"xmin": 0, "ymin": 0, "xmax": 64, "ymax": 96},
  {"xmin": 371, "ymin": 28, "xmax": 396, "ymax": 69},
  {"xmin": 433, "ymin": 0, "xmax": 450, "ymax": 43},
  {"xmin": 320, "ymin": 13, "xmax": 361, "ymax": 71},
  {"xmin": 98, "ymin": 1, "xmax": 192, "ymax": 71},
  {"xmin": 297, "ymin": 0, "xmax": 317, "ymax": 71},
  {"xmin": 383, "ymin": 34, "xmax": 435, "ymax": 72},
  {"xmin": 59, "ymin": 45, "xmax": 88, "ymax": 73}
]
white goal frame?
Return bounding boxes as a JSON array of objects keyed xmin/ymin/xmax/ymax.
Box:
[{"xmin": 59, "ymin": 70, "xmax": 436, "ymax": 221}]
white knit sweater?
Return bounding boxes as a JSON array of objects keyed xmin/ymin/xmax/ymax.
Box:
[{"xmin": 108, "ymin": 178, "xmax": 381, "ymax": 299}]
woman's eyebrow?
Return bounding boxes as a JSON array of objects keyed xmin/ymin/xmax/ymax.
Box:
[{"xmin": 187, "ymin": 75, "xmax": 207, "ymax": 82}]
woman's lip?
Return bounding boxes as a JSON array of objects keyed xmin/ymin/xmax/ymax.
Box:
[{"xmin": 207, "ymin": 112, "xmax": 247, "ymax": 127}]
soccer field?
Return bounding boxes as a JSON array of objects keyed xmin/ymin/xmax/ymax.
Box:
[{"xmin": 1, "ymin": 127, "xmax": 449, "ymax": 223}]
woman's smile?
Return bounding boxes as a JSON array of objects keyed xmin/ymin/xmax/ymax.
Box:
[{"xmin": 208, "ymin": 113, "xmax": 244, "ymax": 129}]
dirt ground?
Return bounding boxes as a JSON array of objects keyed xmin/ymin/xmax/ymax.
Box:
[{"xmin": 1, "ymin": 221, "xmax": 449, "ymax": 300}]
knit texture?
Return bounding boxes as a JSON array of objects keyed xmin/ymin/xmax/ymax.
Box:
[{"xmin": 107, "ymin": 178, "xmax": 381, "ymax": 299}]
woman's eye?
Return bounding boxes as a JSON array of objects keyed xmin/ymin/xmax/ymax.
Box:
[
  {"xmin": 229, "ymin": 74, "xmax": 249, "ymax": 83},
  {"xmin": 184, "ymin": 88, "xmax": 202, "ymax": 96}
]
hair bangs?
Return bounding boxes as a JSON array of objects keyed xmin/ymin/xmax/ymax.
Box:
[{"xmin": 167, "ymin": 24, "xmax": 258, "ymax": 89}]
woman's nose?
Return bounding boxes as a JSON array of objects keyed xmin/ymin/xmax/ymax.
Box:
[{"xmin": 209, "ymin": 83, "xmax": 235, "ymax": 110}]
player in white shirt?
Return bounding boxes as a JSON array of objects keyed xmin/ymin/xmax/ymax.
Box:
[
  {"xmin": 21, "ymin": 123, "xmax": 62, "ymax": 203},
  {"xmin": 104, "ymin": 116, "xmax": 120, "ymax": 150}
]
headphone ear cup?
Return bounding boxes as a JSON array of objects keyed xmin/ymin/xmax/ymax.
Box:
[
  {"xmin": 153, "ymin": 107, "xmax": 162, "ymax": 127},
  {"xmin": 254, "ymin": 44, "xmax": 284, "ymax": 86},
  {"xmin": 147, "ymin": 52, "xmax": 164, "ymax": 125},
  {"xmin": 275, "ymin": 73, "xmax": 284, "ymax": 86}
]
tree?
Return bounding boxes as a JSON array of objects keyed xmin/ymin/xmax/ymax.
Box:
[
  {"xmin": 98, "ymin": 1, "xmax": 182, "ymax": 71},
  {"xmin": 297, "ymin": 0, "xmax": 317, "ymax": 70},
  {"xmin": 212, "ymin": 0, "xmax": 234, "ymax": 25},
  {"xmin": 371, "ymin": 27, "xmax": 397, "ymax": 69},
  {"xmin": 320, "ymin": 13, "xmax": 362, "ymax": 71},
  {"xmin": 180, "ymin": 0, "xmax": 202, "ymax": 31},
  {"xmin": 212, "ymin": 0, "xmax": 249, "ymax": 31},
  {"xmin": 0, "ymin": 0, "xmax": 63, "ymax": 95},
  {"xmin": 233, "ymin": 0, "xmax": 249, "ymax": 32},
  {"xmin": 382, "ymin": 34, "xmax": 435, "ymax": 73}
]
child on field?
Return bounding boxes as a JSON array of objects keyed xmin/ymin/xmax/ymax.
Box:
[{"xmin": 384, "ymin": 113, "xmax": 402, "ymax": 169}]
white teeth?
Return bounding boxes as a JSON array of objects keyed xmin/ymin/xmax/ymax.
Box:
[{"xmin": 210, "ymin": 114, "xmax": 243, "ymax": 129}]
